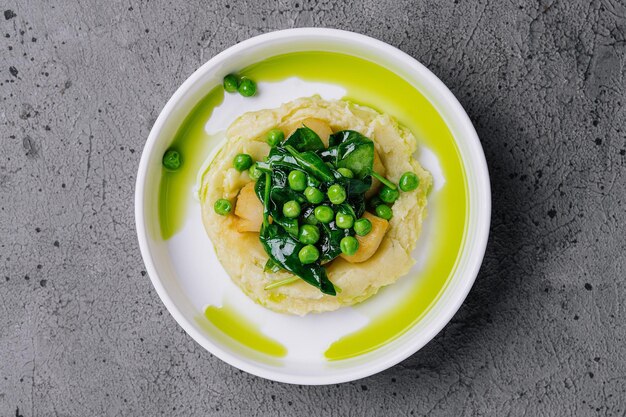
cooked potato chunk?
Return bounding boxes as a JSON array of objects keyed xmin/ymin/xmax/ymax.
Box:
[
  {"xmin": 235, "ymin": 182, "xmax": 263, "ymax": 233},
  {"xmin": 340, "ymin": 211, "xmax": 389, "ymax": 263}
]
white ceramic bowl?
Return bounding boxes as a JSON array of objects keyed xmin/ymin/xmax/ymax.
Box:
[{"xmin": 135, "ymin": 28, "xmax": 490, "ymax": 384}]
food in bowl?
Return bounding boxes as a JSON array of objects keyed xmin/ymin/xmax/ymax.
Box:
[{"xmin": 199, "ymin": 96, "xmax": 432, "ymax": 315}]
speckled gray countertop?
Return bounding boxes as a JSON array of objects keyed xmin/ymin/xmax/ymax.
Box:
[{"xmin": 1, "ymin": 1, "xmax": 625, "ymax": 416}]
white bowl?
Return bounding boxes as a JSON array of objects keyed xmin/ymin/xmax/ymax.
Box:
[{"xmin": 135, "ymin": 28, "xmax": 490, "ymax": 384}]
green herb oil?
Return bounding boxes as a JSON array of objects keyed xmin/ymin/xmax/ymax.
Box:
[{"xmin": 159, "ymin": 51, "xmax": 468, "ymax": 360}]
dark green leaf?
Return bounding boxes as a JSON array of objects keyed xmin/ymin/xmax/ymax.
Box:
[
  {"xmin": 255, "ymin": 174, "xmax": 267, "ymax": 202},
  {"xmin": 337, "ymin": 175, "xmax": 372, "ymax": 197},
  {"xmin": 259, "ymin": 226, "xmax": 336, "ymax": 296},
  {"xmin": 337, "ymin": 203, "xmax": 357, "ymax": 218},
  {"xmin": 350, "ymin": 197, "xmax": 366, "ymax": 218},
  {"xmin": 319, "ymin": 222, "xmax": 351, "ymax": 262},
  {"xmin": 330, "ymin": 130, "xmax": 374, "ymax": 179},
  {"xmin": 255, "ymin": 130, "xmax": 380, "ymax": 297},
  {"xmin": 270, "ymin": 187, "xmax": 307, "ymax": 206},
  {"xmin": 256, "ymin": 170, "xmax": 301, "ymax": 238},
  {"xmin": 272, "ymin": 215, "xmax": 299, "ymax": 238},
  {"xmin": 319, "ymin": 147, "xmax": 338, "ymax": 164},
  {"xmin": 264, "ymin": 147, "xmax": 300, "ymax": 172},
  {"xmin": 284, "ymin": 145, "xmax": 334, "ymax": 183},
  {"xmin": 301, "ymin": 206, "xmax": 319, "ymax": 225},
  {"xmin": 284, "ymin": 126, "xmax": 325, "ymax": 152}
]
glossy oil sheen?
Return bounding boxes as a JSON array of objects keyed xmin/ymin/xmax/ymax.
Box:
[
  {"xmin": 158, "ymin": 51, "xmax": 468, "ymax": 361},
  {"xmin": 202, "ymin": 303, "xmax": 287, "ymax": 358},
  {"xmin": 158, "ymin": 86, "xmax": 224, "ymax": 240}
]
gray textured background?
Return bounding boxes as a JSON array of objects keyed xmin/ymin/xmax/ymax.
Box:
[{"xmin": 1, "ymin": 0, "xmax": 625, "ymax": 415}]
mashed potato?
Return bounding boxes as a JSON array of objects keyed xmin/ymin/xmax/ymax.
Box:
[{"xmin": 199, "ymin": 96, "xmax": 431, "ymax": 315}]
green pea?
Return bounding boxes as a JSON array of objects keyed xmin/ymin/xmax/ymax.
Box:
[
  {"xmin": 238, "ymin": 77, "xmax": 256, "ymax": 97},
  {"xmin": 337, "ymin": 168, "xmax": 354, "ymax": 178},
  {"xmin": 340, "ymin": 236, "xmax": 359, "ymax": 256},
  {"xmin": 214, "ymin": 199, "xmax": 232, "ymax": 216},
  {"xmin": 288, "ymin": 170, "xmax": 307, "ymax": 191},
  {"xmin": 375, "ymin": 204, "xmax": 393, "ymax": 220},
  {"xmin": 162, "ymin": 149, "xmax": 182, "ymax": 170},
  {"xmin": 298, "ymin": 244, "xmax": 319, "ymax": 264},
  {"xmin": 327, "ymin": 184, "xmax": 347, "ymax": 205},
  {"xmin": 335, "ymin": 212, "xmax": 354, "ymax": 229},
  {"xmin": 233, "ymin": 153, "xmax": 253, "ymax": 172},
  {"xmin": 379, "ymin": 185, "xmax": 400, "ymax": 203},
  {"xmin": 314, "ymin": 205, "xmax": 334, "ymax": 223},
  {"xmin": 354, "ymin": 218, "xmax": 372, "ymax": 236},
  {"xmin": 248, "ymin": 163, "xmax": 262, "ymax": 180},
  {"xmin": 223, "ymin": 74, "xmax": 239, "ymax": 93},
  {"xmin": 299, "ymin": 224, "xmax": 320, "ymax": 245},
  {"xmin": 283, "ymin": 200, "xmax": 301, "ymax": 218},
  {"xmin": 304, "ymin": 186, "xmax": 324, "ymax": 204},
  {"xmin": 399, "ymin": 172, "xmax": 420, "ymax": 192},
  {"xmin": 307, "ymin": 176, "xmax": 321, "ymax": 187},
  {"xmin": 266, "ymin": 129, "xmax": 284, "ymax": 147}
]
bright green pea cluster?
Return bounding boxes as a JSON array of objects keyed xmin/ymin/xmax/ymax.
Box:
[
  {"xmin": 223, "ymin": 73, "xmax": 257, "ymax": 97},
  {"xmin": 211, "ymin": 129, "xmax": 422, "ymax": 265},
  {"xmin": 270, "ymin": 168, "xmax": 421, "ymax": 258},
  {"xmin": 364, "ymin": 170, "xmax": 421, "ymax": 222}
]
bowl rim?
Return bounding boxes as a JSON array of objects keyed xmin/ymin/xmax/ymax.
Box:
[{"xmin": 135, "ymin": 27, "xmax": 491, "ymax": 385}]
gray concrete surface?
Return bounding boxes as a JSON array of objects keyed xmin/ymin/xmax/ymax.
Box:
[{"xmin": 1, "ymin": 0, "xmax": 625, "ymax": 415}]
